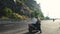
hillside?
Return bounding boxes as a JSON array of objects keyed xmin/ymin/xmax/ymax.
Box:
[{"xmin": 0, "ymin": 0, "xmax": 44, "ymax": 19}]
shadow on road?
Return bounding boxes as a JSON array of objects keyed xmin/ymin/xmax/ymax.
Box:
[{"xmin": 24, "ymin": 32, "xmax": 35, "ymax": 34}]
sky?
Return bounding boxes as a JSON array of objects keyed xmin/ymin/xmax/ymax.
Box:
[{"xmin": 35, "ymin": 0, "xmax": 60, "ymax": 18}]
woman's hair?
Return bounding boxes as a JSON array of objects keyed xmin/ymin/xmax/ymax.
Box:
[{"xmin": 35, "ymin": 16, "xmax": 38, "ymax": 18}]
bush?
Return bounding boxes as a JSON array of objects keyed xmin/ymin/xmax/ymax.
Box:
[{"xmin": 3, "ymin": 7, "xmax": 12, "ymax": 17}]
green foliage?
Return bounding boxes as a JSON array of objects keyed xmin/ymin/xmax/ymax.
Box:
[
  {"xmin": 0, "ymin": 0, "xmax": 44, "ymax": 19},
  {"xmin": 25, "ymin": 0, "xmax": 44, "ymax": 19},
  {"xmin": 12, "ymin": 13, "xmax": 19, "ymax": 19},
  {"xmin": 45, "ymin": 16, "xmax": 50, "ymax": 19},
  {"xmin": 3, "ymin": 7, "xmax": 12, "ymax": 17}
]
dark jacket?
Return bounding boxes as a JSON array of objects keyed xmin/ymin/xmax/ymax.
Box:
[{"xmin": 36, "ymin": 18, "xmax": 41, "ymax": 25}]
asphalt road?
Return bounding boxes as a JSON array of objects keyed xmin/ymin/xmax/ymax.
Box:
[
  {"xmin": 0, "ymin": 20, "xmax": 60, "ymax": 34},
  {"xmin": 41, "ymin": 20, "xmax": 60, "ymax": 34}
]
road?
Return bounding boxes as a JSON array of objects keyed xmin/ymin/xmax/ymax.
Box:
[
  {"xmin": 41, "ymin": 20, "xmax": 60, "ymax": 34},
  {"xmin": 0, "ymin": 20, "xmax": 60, "ymax": 34}
]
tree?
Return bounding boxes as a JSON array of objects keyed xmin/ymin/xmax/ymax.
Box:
[
  {"xmin": 0, "ymin": 0, "xmax": 44, "ymax": 19},
  {"xmin": 45, "ymin": 16, "xmax": 50, "ymax": 19}
]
